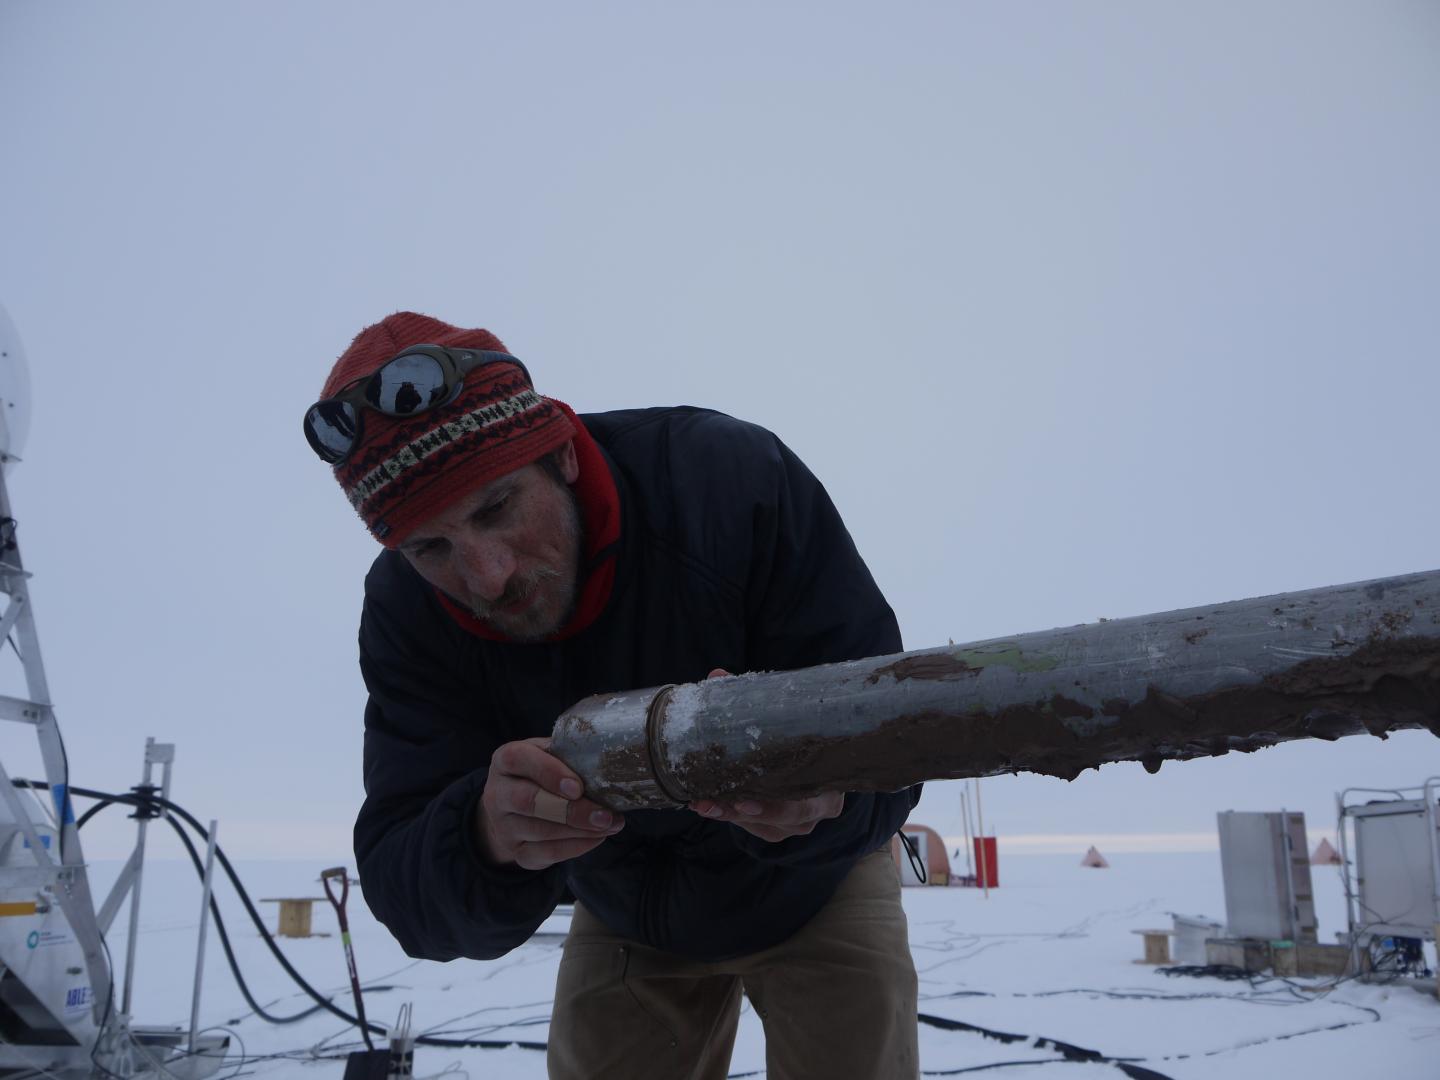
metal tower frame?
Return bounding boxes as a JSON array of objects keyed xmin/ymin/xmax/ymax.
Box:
[{"xmin": 0, "ymin": 467, "xmax": 113, "ymax": 1022}]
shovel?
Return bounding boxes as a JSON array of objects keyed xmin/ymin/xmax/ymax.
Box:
[{"xmin": 321, "ymin": 866, "xmax": 393, "ymax": 1080}]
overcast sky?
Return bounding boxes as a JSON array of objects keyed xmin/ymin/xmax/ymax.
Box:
[{"xmin": 1, "ymin": 1, "xmax": 1437, "ymax": 862}]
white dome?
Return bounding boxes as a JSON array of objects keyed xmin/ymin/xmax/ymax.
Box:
[{"xmin": 0, "ymin": 302, "xmax": 32, "ymax": 469}]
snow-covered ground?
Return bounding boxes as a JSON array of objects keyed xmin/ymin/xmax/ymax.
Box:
[{"xmin": 88, "ymin": 850, "xmax": 1438, "ymax": 1079}]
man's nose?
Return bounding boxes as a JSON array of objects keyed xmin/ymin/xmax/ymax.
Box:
[{"xmin": 454, "ymin": 537, "xmax": 516, "ymax": 602}]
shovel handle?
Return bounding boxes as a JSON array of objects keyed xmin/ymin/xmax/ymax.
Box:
[
  {"xmin": 320, "ymin": 866, "xmax": 350, "ymax": 929},
  {"xmin": 319, "ymin": 865, "xmax": 374, "ymax": 1051}
]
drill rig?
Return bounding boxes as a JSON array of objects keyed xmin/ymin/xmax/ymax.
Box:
[{"xmin": 0, "ymin": 302, "xmax": 227, "ymax": 1078}]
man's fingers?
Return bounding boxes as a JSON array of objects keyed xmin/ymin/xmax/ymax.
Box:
[
  {"xmin": 805, "ymin": 792, "xmax": 845, "ymax": 821},
  {"xmin": 478, "ymin": 785, "xmax": 623, "ymax": 868},
  {"xmin": 734, "ymin": 821, "xmax": 794, "ymax": 843},
  {"xmin": 491, "ymin": 778, "xmax": 617, "ymax": 829},
  {"xmin": 513, "ymin": 834, "xmax": 613, "ymax": 872},
  {"xmin": 688, "ymin": 793, "xmax": 844, "ymax": 844},
  {"xmin": 508, "ymin": 813, "xmax": 624, "ymax": 846},
  {"xmin": 692, "ymin": 794, "xmax": 842, "ymax": 826},
  {"xmin": 489, "ymin": 739, "xmax": 618, "ymax": 824},
  {"xmin": 533, "ymin": 789, "xmax": 571, "ymax": 825},
  {"xmin": 477, "ymin": 737, "xmax": 629, "ymax": 868},
  {"xmin": 528, "ymin": 787, "xmax": 619, "ymax": 831},
  {"xmin": 492, "ymin": 737, "xmax": 581, "ymax": 795}
]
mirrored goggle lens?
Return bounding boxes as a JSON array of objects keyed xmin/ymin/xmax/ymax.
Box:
[
  {"xmin": 365, "ymin": 352, "xmax": 450, "ymax": 415},
  {"xmin": 305, "ymin": 400, "xmax": 360, "ymax": 463}
]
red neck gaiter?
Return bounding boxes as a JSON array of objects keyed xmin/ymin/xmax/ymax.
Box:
[{"xmin": 434, "ymin": 403, "xmax": 620, "ymax": 643}]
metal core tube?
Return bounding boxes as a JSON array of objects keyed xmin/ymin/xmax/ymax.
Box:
[{"xmin": 550, "ymin": 570, "xmax": 1440, "ymax": 812}]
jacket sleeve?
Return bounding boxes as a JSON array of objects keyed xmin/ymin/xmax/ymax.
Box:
[
  {"xmin": 353, "ymin": 558, "xmax": 567, "ymax": 961},
  {"xmin": 725, "ymin": 423, "xmax": 921, "ymax": 866}
]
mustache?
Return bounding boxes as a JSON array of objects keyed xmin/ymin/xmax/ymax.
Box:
[{"xmin": 470, "ymin": 564, "xmax": 563, "ymax": 618}]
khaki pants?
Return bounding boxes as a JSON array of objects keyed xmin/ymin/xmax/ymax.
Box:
[{"xmin": 548, "ymin": 849, "xmax": 919, "ymax": 1080}]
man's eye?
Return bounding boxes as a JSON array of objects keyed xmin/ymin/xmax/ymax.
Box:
[
  {"xmin": 476, "ymin": 494, "xmax": 511, "ymax": 521},
  {"xmin": 412, "ymin": 540, "xmax": 444, "ymax": 559}
]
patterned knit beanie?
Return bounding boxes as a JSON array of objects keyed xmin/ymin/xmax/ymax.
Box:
[{"xmin": 319, "ymin": 311, "xmax": 576, "ymax": 546}]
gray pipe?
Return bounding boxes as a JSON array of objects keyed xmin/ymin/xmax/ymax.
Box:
[{"xmin": 550, "ymin": 570, "xmax": 1440, "ymax": 811}]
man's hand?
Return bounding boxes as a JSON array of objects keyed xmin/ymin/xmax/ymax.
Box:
[
  {"xmin": 686, "ymin": 667, "xmax": 845, "ymax": 841},
  {"xmin": 475, "ymin": 736, "xmax": 624, "ymax": 870},
  {"xmin": 689, "ymin": 792, "xmax": 845, "ymax": 842}
]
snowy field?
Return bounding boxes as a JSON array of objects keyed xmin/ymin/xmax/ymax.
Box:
[{"xmin": 87, "ymin": 851, "xmax": 1438, "ymax": 1080}]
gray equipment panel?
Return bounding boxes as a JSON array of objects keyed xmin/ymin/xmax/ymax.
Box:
[
  {"xmin": 1351, "ymin": 798, "xmax": 1440, "ymax": 939},
  {"xmin": 1218, "ymin": 811, "xmax": 1317, "ymax": 942}
]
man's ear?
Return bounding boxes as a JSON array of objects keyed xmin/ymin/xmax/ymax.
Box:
[{"xmin": 558, "ymin": 438, "xmax": 580, "ymax": 484}]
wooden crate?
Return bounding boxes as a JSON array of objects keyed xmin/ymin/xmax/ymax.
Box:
[{"xmin": 261, "ymin": 897, "xmax": 326, "ymax": 938}]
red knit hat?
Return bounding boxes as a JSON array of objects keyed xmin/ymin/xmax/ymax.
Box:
[{"xmin": 320, "ymin": 311, "xmax": 576, "ymax": 547}]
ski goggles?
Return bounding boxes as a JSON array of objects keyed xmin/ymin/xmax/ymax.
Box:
[{"xmin": 303, "ymin": 346, "xmax": 531, "ymax": 465}]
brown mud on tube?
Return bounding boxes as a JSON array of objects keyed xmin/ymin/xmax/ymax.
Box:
[{"xmin": 550, "ymin": 570, "xmax": 1440, "ymax": 811}]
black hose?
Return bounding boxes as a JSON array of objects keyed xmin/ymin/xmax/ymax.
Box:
[
  {"xmin": 78, "ymin": 797, "xmax": 319, "ymax": 1022},
  {"xmin": 17, "ymin": 780, "xmax": 552, "ymax": 1051},
  {"xmin": 159, "ymin": 805, "xmax": 379, "ymax": 1024},
  {"xmin": 917, "ymin": 1013, "xmax": 1175, "ymax": 1079},
  {"xmin": 21, "ymin": 781, "xmax": 382, "ymax": 1032},
  {"xmin": 26, "ymin": 780, "xmax": 1199, "ymax": 1072}
]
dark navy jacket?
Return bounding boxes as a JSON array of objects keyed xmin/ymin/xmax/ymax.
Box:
[{"xmin": 353, "ymin": 406, "xmax": 917, "ymax": 961}]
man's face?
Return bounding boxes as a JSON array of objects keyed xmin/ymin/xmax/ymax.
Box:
[{"xmin": 398, "ymin": 441, "xmax": 583, "ymax": 642}]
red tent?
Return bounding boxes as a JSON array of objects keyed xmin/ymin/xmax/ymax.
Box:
[{"xmin": 889, "ymin": 824, "xmax": 953, "ymax": 885}]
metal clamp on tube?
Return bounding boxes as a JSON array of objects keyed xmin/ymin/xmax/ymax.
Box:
[{"xmin": 550, "ymin": 684, "xmax": 679, "ymax": 810}]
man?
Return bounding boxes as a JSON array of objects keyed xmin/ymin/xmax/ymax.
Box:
[{"xmin": 306, "ymin": 311, "xmax": 921, "ymax": 1079}]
